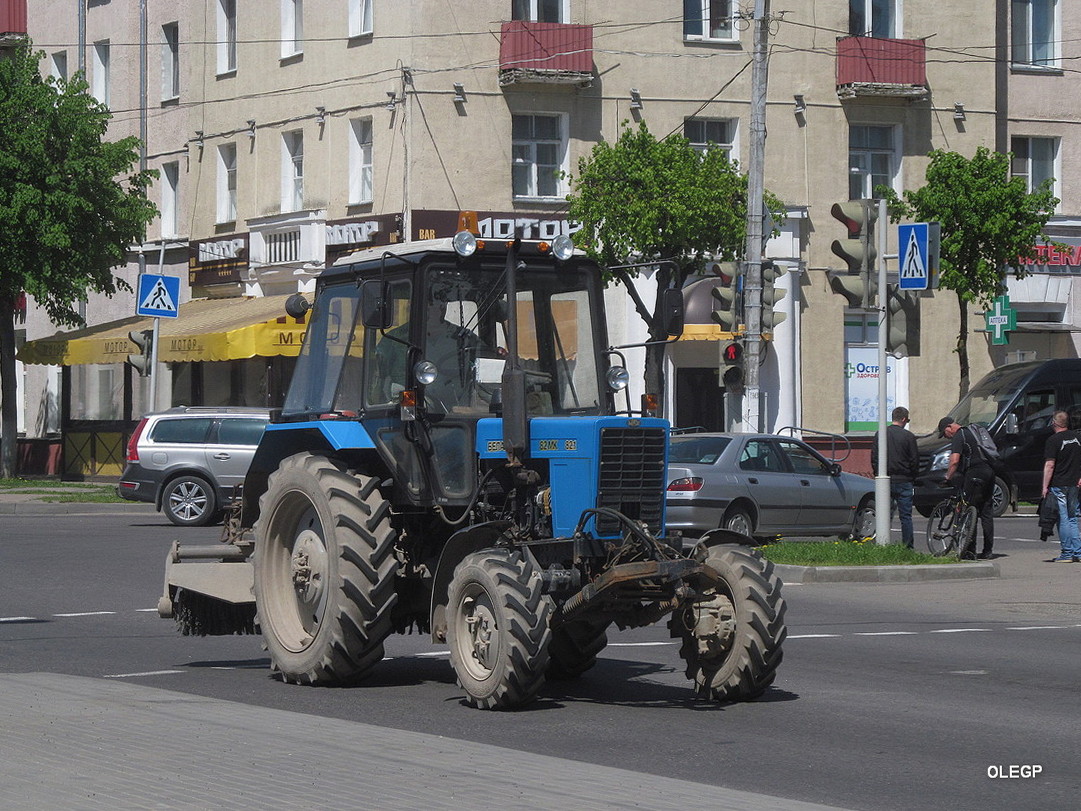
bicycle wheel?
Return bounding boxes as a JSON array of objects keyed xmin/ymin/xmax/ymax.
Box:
[
  {"xmin": 956, "ymin": 505, "xmax": 978, "ymax": 559},
  {"xmin": 926, "ymin": 500, "xmax": 956, "ymax": 557}
]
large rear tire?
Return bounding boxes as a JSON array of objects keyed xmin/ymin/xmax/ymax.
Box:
[
  {"xmin": 670, "ymin": 545, "xmax": 786, "ymax": 702},
  {"xmin": 253, "ymin": 453, "xmax": 397, "ymax": 684},
  {"xmin": 546, "ymin": 618, "xmax": 610, "ymax": 680},
  {"xmin": 447, "ymin": 549, "xmax": 552, "ymax": 710}
]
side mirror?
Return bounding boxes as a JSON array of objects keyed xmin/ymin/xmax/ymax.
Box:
[
  {"xmin": 360, "ymin": 280, "xmax": 392, "ymax": 329},
  {"xmin": 1003, "ymin": 412, "xmax": 1019, "ymax": 435},
  {"xmin": 284, "ymin": 293, "xmax": 310, "ymax": 318},
  {"xmin": 829, "ymin": 462, "xmax": 842, "ymax": 477},
  {"xmin": 660, "ymin": 288, "xmax": 684, "ymax": 338}
]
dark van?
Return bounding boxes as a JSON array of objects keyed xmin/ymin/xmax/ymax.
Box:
[{"xmin": 914, "ymin": 358, "xmax": 1081, "ymax": 518}]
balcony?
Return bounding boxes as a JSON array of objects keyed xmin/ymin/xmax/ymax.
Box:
[
  {"xmin": 499, "ymin": 21, "xmax": 593, "ymax": 87},
  {"xmin": 836, "ymin": 36, "xmax": 927, "ymax": 100},
  {"xmin": 0, "ymin": 0, "xmax": 27, "ymax": 47}
]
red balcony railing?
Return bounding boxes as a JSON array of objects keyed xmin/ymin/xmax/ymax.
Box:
[
  {"xmin": 836, "ymin": 36, "xmax": 927, "ymax": 99},
  {"xmin": 499, "ymin": 21, "xmax": 593, "ymax": 86},
  {"xmin": 0, "ymin": 0, "xmax": 27, "ymax": 37}
]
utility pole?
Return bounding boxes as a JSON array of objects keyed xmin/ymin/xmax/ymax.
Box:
[{"xmin": 742, "ymin": 0, "xmax": 770, "ymax": 432}]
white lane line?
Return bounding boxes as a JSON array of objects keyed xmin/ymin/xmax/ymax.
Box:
[
  {"xmin": 136, "ymin": 608, "xmax": 158, "ymax": 613},
  {"xmin": 0, "ymin": 617, "xmax": 38, "ymax": 623},
  {"xmin": 1007, "ymin": 625, "xmax": 1070, "ymax": 631},
  {"xmin": 103, "ymin": 670, "xmax": 184, "ymax": 679},
  {"xmin": 53, "ymin": 611, "xmax": 116, "ymax": 617},
  {"xmin": 607, "ymin": 642, "xmax": 677, "ymax": 647},
  {"xmin": 928, "ymin": 628, "xmax": 993, "ymax": 634},
  {"xmin": 854, "ymin": 631, "xmax": 917, "ymax": 636},
  {"xmin": 788, "ymin": 634, "xmax": 841, "ymax": 639}
]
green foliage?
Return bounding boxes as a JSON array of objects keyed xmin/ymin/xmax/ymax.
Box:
[
  {"xmin": 565, "ymin": 120, "xmax": 781, "ymax": 282},
  {"xmin": 880, "ymin": 147, "xmax": 1057, "ymax": 308},
  {"xmin": 759, "ymin": 540, "xmax": 956, "ymax": 566},
  {"xmin": 0, "ymin": 42, "xmax": 158, "ymax": 327}
]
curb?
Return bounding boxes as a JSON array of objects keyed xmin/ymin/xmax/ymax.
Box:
[
  {"xmin": 775, "ymin": 560, "xmax": 1000, "ymax": 584},
  {"xmin": 0, "ymin": 501, "xmax": 157, "ymax": 516}
]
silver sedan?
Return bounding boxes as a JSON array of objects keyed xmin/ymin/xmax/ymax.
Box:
[{"xmin": 665, "ymin": 433, "xmax": 876, "ymax": 541}]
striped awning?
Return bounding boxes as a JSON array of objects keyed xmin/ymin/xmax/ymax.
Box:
[{"xmin": 17, "ymin": 295, "xmax": 306, "ymax": 365}]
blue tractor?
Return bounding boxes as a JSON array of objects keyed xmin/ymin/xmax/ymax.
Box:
[{"xmin": 159, "ymin": 219, "xmax": 786, "ymax": 709}]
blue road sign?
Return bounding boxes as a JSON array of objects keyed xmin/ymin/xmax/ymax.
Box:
[
  {"xmin": 898, "ymin": 224, "xmax": 930, "ymax": 290},
  {"xmin": 136, "ymin": 273, "xmax": 181, "ymax": 318}
]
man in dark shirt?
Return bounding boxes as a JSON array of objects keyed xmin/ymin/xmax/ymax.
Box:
[
  {"xmin": 1042, "ymin": 410, "xmax": 1081, "ymax": 562},
  {"xmin": 939, "ymin": 416, "xmax": 995, "ymax": 560},
  {"xmin": 872, "ymin": 406, "xmax": 920, "ymax": 548}
]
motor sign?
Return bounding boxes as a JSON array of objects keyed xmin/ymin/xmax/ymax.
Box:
[{"xmin": 136, "ymin": 273, "xmax": 180, "ymax": 318}]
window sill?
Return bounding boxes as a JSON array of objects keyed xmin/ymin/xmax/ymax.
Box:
[
  {"xmin": 1010, "ymin": 63, "xmax": 1063, "ymax": 76},
  {"xmin": 280, "ymin": 52, "xmax": 304, "ymax": 66},
  {"xmin": 216, "ymin": 69, "xmax": 237, "ymax": 80},
  {"xmin": 683, "ymin": 35, "xmax": 740, "ymax": 47},
  {"xmin": 512, "ymin": 195, "xmax": 568, "ymax": 204},
  {"xmin": 347, "ymin": 31, "xmax": 373, "ymax": 43},
  {"xmin": 160, "ymin": 96, "xmax": 179, "ymax": 107}
]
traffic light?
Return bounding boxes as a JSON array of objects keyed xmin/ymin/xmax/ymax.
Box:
[
  {"xmin": 127, "ymin": 329, "xmax": 153, "ymax": 377},
  {"xmin": 720, "ymin": 340, "xmax": 744, "ymax": 390},
  {"xmin": 829, "ymin": 272, "xmax": 878, "ymax": 310},
  {"xmin": 830, "ymin": 199, "xmax": 877, "ymax": 308},
  {"xmin": 761, "ymin": 260, "xmax": 787, "ymax": 333},
  {"xmin": 885, "ymin": 285, "xmax": 921, "ymax": 357},
  {"xmin": 708, "ymin": 261, "xmax": 743, "ymax": 333}
]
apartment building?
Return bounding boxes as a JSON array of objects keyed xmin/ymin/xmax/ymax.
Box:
[{"xmin": 9, "ymin": 0, "xmax": 1079, "ymax": 475}]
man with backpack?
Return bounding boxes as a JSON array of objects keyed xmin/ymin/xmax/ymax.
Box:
[
  {"xmin": 938, "ymin": 416, "xmax": 996, "ymax": 559},
  {"xmin": 1042, "ymin": 410, "xmax": 1081, "ymax": 563}
]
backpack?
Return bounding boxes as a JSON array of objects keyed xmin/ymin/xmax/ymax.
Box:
[{"xmin": 965, "ymin": 423, "xmax": 1005, "ymax": 470}]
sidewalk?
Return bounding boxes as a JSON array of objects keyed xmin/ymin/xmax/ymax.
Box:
[
  {"xmin": 0, "ymin": 672, "xmax": 844, "ymax": 811},
  {"xmin": 0, "ymin": 480, "xmax": 154, "ymax": 515}
]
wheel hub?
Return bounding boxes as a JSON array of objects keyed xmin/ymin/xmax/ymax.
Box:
[
  {"xmin": 463, "ymin": 596, "xmax": 496, "ymax": 671},
  {"xmin": 690, "ymin": 593, "xmax": 737, "ymax": 659},
  {"xmin": 290, "ymin": 529, "xmax": 328, "ymax": 606}
]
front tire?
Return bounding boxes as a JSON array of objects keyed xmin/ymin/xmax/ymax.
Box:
[
  {"xmin": 991, "ymin": 477, "xmax": 1010, "ymax": 518},
  {"xmin": 848, "ymin": 498, "xmax": 876, "ymax": 542},
  {"xmin": 547, "ymin": 618, "xmax": 610, "ymax": 680},
  {"xmin": 253, "ymin": 453, "xmax": 397, "ymax": 685},
  {"xmin": 447, "ymin": 549, "xmax": 552, "ymax": 710},
  {"xmin": 926, "ymin": 500, "xmax": 955, "ymax": 557},
  {"xmin": 162, "ymin": 475, "xmax": 217, "ymax": 527},
  {"xmin": 670, "ymin": 545, "xmax": 786, "ymax": 702}
]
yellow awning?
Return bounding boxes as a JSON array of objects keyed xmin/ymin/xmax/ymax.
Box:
[
  {"xmin": 17, "ymin": 295, "xmax": 307, "ymax": 365},
  {"xmin": 677, "ymin": 324, "xmax": 727, "ymax": 342}
]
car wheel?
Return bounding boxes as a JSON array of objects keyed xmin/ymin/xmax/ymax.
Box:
[
  {"xmin": 915, "ymin": 503, "xmax": 934, "ymax": 519},
  {"xmin": 849, "ymin": 498, "xmax": 876, "ymax": 542},
  {"xmin": 722, "ymin": 507, "xmax": 754, "ymax": 538},
  {"xmin": 991, "ymin": 477, "xmax": 1010, "ymax": 518},
  {"xmin": 162, "ymin": 475, "xmax": 217, "ymax": 527}
]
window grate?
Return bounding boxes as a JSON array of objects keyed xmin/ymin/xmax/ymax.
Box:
[{"xmin": 266, "ymin": 230, "xmax": 301, "ymax": 263}]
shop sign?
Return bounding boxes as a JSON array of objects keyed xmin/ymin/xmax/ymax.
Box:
[
  {"xmin": 325, "ymin": 213, "xmax": 402, "ymax": 265},
  {"xmin": 189, "ymin": 234, "xmax": 249, "ymax": 287},
  {"xmin": 411, "ymin": 210, "xmax": 581, "ymax": 242},
  {"xmin": 1014, "ymin": 238, "xmax": 1081, "ymax": 274}
]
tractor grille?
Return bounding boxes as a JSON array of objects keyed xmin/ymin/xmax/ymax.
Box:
[{"xmin": 595, "ymin": 427, "xmax": 666, "ymax": 536}]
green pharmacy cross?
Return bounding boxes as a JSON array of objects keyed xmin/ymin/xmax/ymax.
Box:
[{"xmin": 983, "ymin": 295, "xmax": 1017, "ymax": 346}]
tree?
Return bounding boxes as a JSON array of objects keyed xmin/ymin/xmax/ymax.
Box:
[
  {"xmin": 0, "ymin": 43, "xmax": 157, "ymax": 477},
  {"xmin": 881, "ymin": 148, "xmax": 1057, "ymax": 397},
  {"xmin": 565, "ymin": 120, "xmax": 782, "ymax": 409}
]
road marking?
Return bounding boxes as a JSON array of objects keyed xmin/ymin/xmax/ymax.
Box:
[
  {"xmin": 53, "ymin": 611, "xmax": 116, "ymax": 617},
  {"xmin": 607, "ymin": 642, "xmax": 677, "ymax": 647},
  {"xmin": 927, "ymin": 628, "xmax": 993, "ymax": 634},
  {"xmin": 103, "ymin": 670, "xmax": 184, "ymax": 679},
  {"xmin": 1006, "ymin": 625, "xmax": 1070, "ymax": 631},
  {"xmin": 136, "ymin": 608, "xmax": 158, "ymax": 613},
  {"xmin": 854, "ymin": 631, "xmax": 917, "ymax": 636},
  {"xmin": 0, "ymin": 617, "xmax": 37, "ymax": 623},
  {"xmin": 788, "ymin": 634, "xmax": 841, "ymax": 639},
  {"xmin": 950, "ymin": 670, "xmax": 988, "ymax": 675}
]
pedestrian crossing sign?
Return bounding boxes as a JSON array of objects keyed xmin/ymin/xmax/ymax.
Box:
[
  {"xmin": 898, "ymin": 223, "xmax": 940, "ymax": 291},
  {"xmin": 136, "ymin": 273, "xmax": 181, "ymax": 318}
]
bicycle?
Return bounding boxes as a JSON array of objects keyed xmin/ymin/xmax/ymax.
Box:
[{"xmin": 926, "ymin": 488, "xmax": 978, "ymax": 558}]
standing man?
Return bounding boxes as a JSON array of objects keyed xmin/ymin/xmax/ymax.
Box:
[
  {"xmin": 938, "ymin": 417, "xmax": 995, "ymax": 560},
  {"xmin": 1042, "ymin": 410, "xmax": 1081, "ymax": 563},
  {"xmin": 872, "ymin": 406, "xmax": 919, "ymax": 548}
]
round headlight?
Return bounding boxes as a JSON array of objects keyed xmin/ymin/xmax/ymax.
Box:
[
  {"xmin": 414, "ymin": 360, "xmax": 438, "ymax": 386},
  {"xmin": 606, "ymin": 366, "xmax": 630, "ymax": 391},
  {"xmin": 552, "ymin": 234, "xmax": 575, "ymax": 262},
  {"xmin": 452, "ymin": 230, "xmax": 477, "ymax": 257}
]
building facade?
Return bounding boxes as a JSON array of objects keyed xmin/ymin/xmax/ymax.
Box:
[{"xmin": 8, "ymin": 0, "xmax": 1080, "ymax": 475}]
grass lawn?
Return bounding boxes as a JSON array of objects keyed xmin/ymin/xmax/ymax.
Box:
[
  {"xmin": 0, "ymin": 477, "xmax": 127, "ymax": 503},
  {"xmin": 759, "ymin": 539, "xmax": 958, "ymax": 566}
]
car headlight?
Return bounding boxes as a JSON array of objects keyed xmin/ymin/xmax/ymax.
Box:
[{"xmin": 930, "ymin": 449, "xmax": 951, "ymax": 471}]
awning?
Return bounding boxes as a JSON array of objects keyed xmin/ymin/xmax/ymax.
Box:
[{"xmin": 17, "ymin": 295, "xmax": 306, "ymax": 365}]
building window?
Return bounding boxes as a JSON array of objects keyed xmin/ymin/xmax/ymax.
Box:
[
  {"xmin": 512, "ymin": 0, "xmax": 565, "ymax": 23},
  {"xmin": 849, "ymin": 0, "xmax": 897, "ymax": 38},
  {"xmin": 683, "ymin": 0, "xmax": 736, "ymax": 42},
  {"xmin": 512, "ymin": 114, "xmax": 565, "ymax": 199},
  {"xmin": 282, "ymin": 131, "xmax": 304, "ymax": 212},
  {"xmin": 1012, "ymin": 0, "xmax": 1058, "ymax": 67},
  {"xmin": 348, "ymin": 0, "xmax": 373, "ymax": 36},
  {"xmin": 1012, "ymin": 136, "xmax": 1058, "ymax": 199},
  {"xmin": 161, "ymin": 161, "xmax": 180, "ymax": 238},
  {"xmin": 161, "ymin": 22, "xmax": 180, "ymax": 101},
  {"xmin": 684, "ymin": 118, "xmax": 736, "ymax": 160},
  {"xmin": 91, "ymin": 40, "xmax": 110, "ymax": 106},
  {"xmin": 848, "ymin": 125, "xmax": 897, "ymax": 200},
  {"xmin": 218, "ymin": 0, "xmax": 237, "ymax": 74},
  {"xmin": 349, "ymin": 118, "xmax": 373, "ymax": 205},
  {"xmin": 217, "ymin": 143, "xmax": 238, "ymax": 224},
  {"xmin": 51, "ymin": 51, "xmax": 67, "ymax": 81},
  {"xmin": 281, "ymin": 0, "xmax": 303, "ymax": 59}
]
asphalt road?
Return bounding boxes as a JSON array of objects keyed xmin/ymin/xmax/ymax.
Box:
[{"xmin": 2, "ymin": 509, "xmax": 1078, "ymax": 810}]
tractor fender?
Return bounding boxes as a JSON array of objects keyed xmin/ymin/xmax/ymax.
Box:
[
  {"xmin": 697, "ymin": 527, "xmax": 757, "ymax": 549},
  {"xmin": 429, "ymin": 520, "xmax": 514, "ymax": 643}
]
